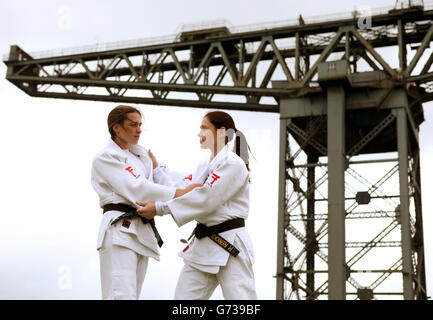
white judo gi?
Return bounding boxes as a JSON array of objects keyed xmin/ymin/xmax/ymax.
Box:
[
  {"xmin": 154, "ymin": 145, "xmax": 257, "ymax": 300},
  {"xmin": 91, "ymin": 139, "xmax": 176, "ymax": 300}
]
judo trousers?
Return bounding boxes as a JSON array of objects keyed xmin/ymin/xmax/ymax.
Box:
[
  {"xmin": 174, "ymin": 246, "xmax": 257, "ymax": 300},
  {"xmin": 99, "ymin": 228, "xmax": 149, "ymax": 300}
]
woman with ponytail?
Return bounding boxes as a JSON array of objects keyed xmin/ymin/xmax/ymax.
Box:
[{"xmin": 137, "ymin": 110, "xmax": 257, "ymax": 300}]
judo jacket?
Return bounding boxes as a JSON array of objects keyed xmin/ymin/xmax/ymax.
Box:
[
  {"xmin": 154, "ymin": 145, "xmax": 255, "ymax": 273},
  {"xmin": 91, "ymin": 139, "xmax": 176, "ymax": 258}
]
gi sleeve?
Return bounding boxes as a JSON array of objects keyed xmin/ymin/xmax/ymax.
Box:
[
  {"xmin": 93, "ymin": 152, "xmax": 176, "ymax": 204},
  {"xmin": 166, "ymin": 158, "xmax": 248, "ymax": 227},
  {"xmin": 153, "ymin": 164, "xmax": 191, "ymax": 188},
  {"xmin": 155, "ymin": 201, "xmax": 172, "ymax": 216}
]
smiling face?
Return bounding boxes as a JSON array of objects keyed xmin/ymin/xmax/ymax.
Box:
[
  {"xmin": 113, "ymin": 112, "xmax": 142, "ymax": 149},
  {"xmin": 198, "ymin": 116, "xmax": 227, "ymax": 157},
  {"xmin": 198, "ymin": 116, "xmax": 217, "ymax": 150}
]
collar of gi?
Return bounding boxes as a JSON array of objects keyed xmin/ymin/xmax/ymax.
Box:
[
  {"xmin": 108, "ymin": 138, "xmax": 149, "ymax": 160},
  {"xmin": 209, "ymin": 144, "xmax": 229, "ymax": 168}
]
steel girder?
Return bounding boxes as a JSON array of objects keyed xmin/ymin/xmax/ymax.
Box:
[{"xmin": 3, "ymin": 6, "xmax": 433, "ymax": 110}]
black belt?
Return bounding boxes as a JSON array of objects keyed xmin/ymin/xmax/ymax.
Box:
[
  {"xmin": 103, "ymin": 203, "xmax": 163, "ymax": 248},
  {"xmin": 192, "ymin": 218, "xmax": 244, "ymax": 257}
]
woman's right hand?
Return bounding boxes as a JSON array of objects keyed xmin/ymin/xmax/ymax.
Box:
[
  {"xmin": 174, "ymin": 183, "xmax": 203, "ymax": 198},
  {"xmin": 148, "ymin": 149, "xmax": 158, "ymax": 169}
]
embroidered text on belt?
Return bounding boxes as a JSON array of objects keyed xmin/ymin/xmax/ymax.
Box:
[
  {"xmin": 192, "ymin": 218, "xmax": 245, "ymax": 257},
  {"xmin": 103, "ymin": 203, "xmax": 164, "ymax": 248}
]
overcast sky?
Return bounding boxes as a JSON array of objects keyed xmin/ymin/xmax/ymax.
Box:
[{"xmin": 0, "ymin": 0, "xmax": 432, "ymax": 300}]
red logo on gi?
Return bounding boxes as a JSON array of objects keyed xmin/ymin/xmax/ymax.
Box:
[
  {"xmin": 125, "ymin": 166, "xmax": 140, "ymax": 179},
  {"xmin": 210, "ymin": 173, "xmax": 220, "ymax": 185},
  {"xmin": 184, "ymin": 174, "xmax": 192, "ymax": 181},
  {"xmin": 122, "ymin": 219, "xmax": 131, "ymax": 229}
]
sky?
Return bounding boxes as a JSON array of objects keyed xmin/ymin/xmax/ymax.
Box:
[{"xmin": 0, "ymin": 0, "xmax": 432, "ymax": 300}]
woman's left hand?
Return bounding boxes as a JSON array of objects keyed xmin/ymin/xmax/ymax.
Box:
[{"xmin": 136, "ymin": 201, "xmax": 156, "ymax": 219}]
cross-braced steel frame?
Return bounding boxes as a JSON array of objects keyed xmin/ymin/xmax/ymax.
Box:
[
  {"xmin": 3, "ymin": 1, "xmax": 430, "ymax": 300},
  {"xmin": 276, "ymin": 99, "xmax": 426, "ymax": 299}
]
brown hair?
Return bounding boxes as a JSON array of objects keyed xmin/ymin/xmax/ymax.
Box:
[
  {"xmin": 107, "ymin": 105, "xmax": 142, "ymax": 139},
  {"xmin": 204, "ymin": 111, "xmax": 251, "ymax": 171}
]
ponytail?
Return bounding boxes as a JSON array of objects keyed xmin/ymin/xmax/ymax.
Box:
[{"xmin": 232, "ymin": 129, "xmax": 250, "ymax": 172}]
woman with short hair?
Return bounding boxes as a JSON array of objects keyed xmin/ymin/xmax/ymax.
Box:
[{"xmin": 91, "ymin": 105, "xmax": 200, "ymax": 300}]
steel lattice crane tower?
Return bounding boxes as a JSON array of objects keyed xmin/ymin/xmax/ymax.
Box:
[{"xmin": 4, "ymin": 1, "xmax": 430, "ymax": 299}]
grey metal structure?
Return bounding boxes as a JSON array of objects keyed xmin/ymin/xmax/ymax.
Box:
[{"xmin": 3, "ymin": 1, "xmax": 430, "ymax": 299}]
